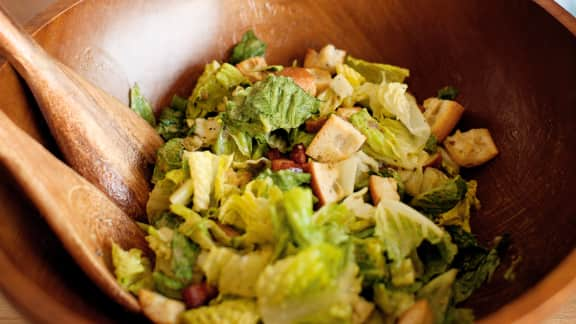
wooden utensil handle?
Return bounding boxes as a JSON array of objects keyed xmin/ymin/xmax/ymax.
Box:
[
  {"xmin": 0, "ymin": 109, "xmax": 144, "ymax": 312},
  {"xmin": 0, "ymin": 4, "xmax": 46, "ymax": 76}
]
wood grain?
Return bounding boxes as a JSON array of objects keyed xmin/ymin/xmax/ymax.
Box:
[{"xmin": 0, "ymin": 4, "xmax": 164, "ymax": 220}]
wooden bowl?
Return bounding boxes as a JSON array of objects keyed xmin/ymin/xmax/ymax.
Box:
[{"xmin": 0, "ymin": 0, "xmax": 574, "ymax": 322}]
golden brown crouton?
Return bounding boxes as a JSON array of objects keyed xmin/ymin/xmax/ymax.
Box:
[
  {"xmin": 398, "ymin": 299, "xmax": 434, "ymax": 324},
  {"xmin": 369, "ymin": 175, "xmax": 400, "ymax": 205},
  {"xmin": 235, "ymin": 57, "xmax": 268, "ymax": 82},
  {"xmin": 306, "ymin": 114, "xmax": 366, "ymax": 163},
  {"xmin": 139, "ymin": 289, "xmax": 186, "ymax": 324},
  {"xmin": 303, "ymin": 45, "xmax": 346, "ymax": 74},
  {"xmin": 423, "ymin": 97, "xmax": 465, "ymax": 141},
  {"xmin": 306, "ymin": 68, "xmax": 332, "ymax": 93},
  {"xmin": 443, "ymin": 128, "xmax": 499, "ymax": 167},
  {"xmin": 278, "ymin": 67, "xmax": 317, "ymax": 96}
]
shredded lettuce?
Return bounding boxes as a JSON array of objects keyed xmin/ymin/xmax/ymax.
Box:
[
  {"xmin": 374, "ymin": 200, "xmax": 444, "ymax": 261},
  {"xmin": 353, "ymin": 80, "xmax": 430, "ymax": 147},
  {"xmin": 111, "ymin": 243, "xmax": 153, "ymax": 294},
  {"xmin": 256, "ymin": 169, "xmax": 311, "ymax": 191},
  {"xmin": 130, "ymin": 83, "xmax": 156, "ymax": 126},
  {"xmin": 256, "ymin": 243, "xmax": 359, "ymax": 324},
  {"xmin": 224, "ymin": 76, "xmax": 320, "ymax": 137},
  {"xmin": 345, "ymin": 56, "xmax": 410, "ymax": 84},
  {"xmin": 151, "ymin": 138, "xmax": 185, "ymax": 183},
  {"xmin": 350, "ymin": 109, "xmax": 427, "ymax": 169},
  {"xmin": 180, "ymin": 299, "xmax": 260, "ymax": 324},
  {"xmin": 187, "ymin": 61, "xmax": 246, "ymax": 119},
  {"xmin": 198, "ymin": 246, "xmax": 272, "ymax": 297},
  {"xmin": 410, "ymin": 176, "xmax": 468, "ymax": 215},
  {"xmin": 229, "ymin": 30, "xmax": 267, "ymax": 64}
]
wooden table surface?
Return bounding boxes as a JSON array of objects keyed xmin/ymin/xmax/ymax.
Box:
[{"xmin": 0, "ymin": 0, "xmax": 575, "ymax": 323}]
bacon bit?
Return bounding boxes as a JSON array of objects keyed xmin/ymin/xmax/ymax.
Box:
[
  {"xmin": 182, "ymin": 282, "xmax": 218, "ymax": 309},
  {"xmin": 305, "ymin": 117, "xmax": 327, "ymax": 133},
  {"xmin": 290, "ymin": 144, "xmax": 307, "ymax": 164},
  {"xmin": 266, "ymin": 148, "xmax": 283, "ymax": 160},
  {"xmin": 271, "ymin": 159, "xmax": 301, "ymax": 171}
]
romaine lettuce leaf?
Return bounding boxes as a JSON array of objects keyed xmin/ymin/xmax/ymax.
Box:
[
  {"xmin": 152, "ymin": 138, "xmax": 185, "ymax": 183},
  {"xmin": 373, "ymin": 284, "xmax": 414, "ymax": 318},
  {"xmin": 180, "ymin": 299, "xmax": 260, "ymax": 324},
  {"xmin": 345, "ymin": 56, "xmax": 410, "ymax": 84},
  {"xmin": 229, "ymin": 30, "xmax": 267, "ymax": 64},
  {"xmin": 256, "ymin": 243, "xmax": 359, "ymax": 324},
  {"xmin": 256, "ymin": 169, "xmax": 311, "ymax": 191},
  {"xmin": 437, "ymin": 180, "xmax": 480, "ymax": 232},
  {"xmin": 218, "ymin": 182, "xmax": 276, "ymax": 247},
  {"xmin": 147, "ymin": 175, "xmax": 179, "ymax": 224},
  {"xmin": 198, "ymin": 246, "xmax": 272, "ymax": 297},
  {"xmin": 410, "ymin": 176, "xmax": 467, "ymax": 215},
  {"xmin": 130, "ymin": 83, "xmax": 156, "ymax": 126},
  {"xmin": 224, "ymin": 75, "xmax": 320, "ymax": 137},
  {"xmin": 353, "ymin": 81, "xmax": 430, "ymax": 147},
  {"xmin": 155, "ymin": 96, "xmax": 189, "ymax": 141},
  {"xmin": 111, "ymin": 243, "xmax": 153, "ymax": 294},
  {"xmin": 417, "ymin": 269, "xmax": 457, "ymax": 323},
  {"xmin": 353, "ymin": 237, "xmax": 388, "ymax": 286},
  {"xmin": 185, "ymin": 151, "xmax": 233, "ymax": 211},
  {"xmin": 350, "ymin": 109, "xmax": 427, "ymax": 169},
  {"xmin": 374, "ymin": 200, "xmax": 444, "ymax": 261},
  {"xmin": 187, "ymin": 61, "xmax": 246, "ymax": 119}
]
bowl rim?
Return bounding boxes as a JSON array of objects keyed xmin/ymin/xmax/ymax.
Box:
[{"xmin": 0, "ymin": 0, "xmax": 574, "ymax": 323}]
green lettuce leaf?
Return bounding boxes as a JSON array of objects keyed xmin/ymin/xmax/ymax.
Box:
[
  {"xmin": 437, "ymin": 180, "xmax": 480, "ymax": 232},
  {"xmin": 345, "ymin": 56, "xmax": 410, "ymax": 84},
  {"xmin": 223, "ymin": 75, "xmax": 320, "ymax": 137},
  {"xmin": 185, "ymin": 151, "xmax": 233, "ymax": 211},
  {"xmin": 350, "ymin": 109, "xmax": 427, "ymax": 169},
  {"xmin": 111, "ymin": 243, "xmax": 153, "ymax": 294},
  {"xmin": 410, "ymin": 176, "xmax": 468, "ymax": 215},
  {"xmin": 198, "ymin": 246, "xmax": 272, "ymax": 297},
  {"xmin": 353, "ymin": 237, "xmax": 388, "ymax": 287},
  {"xmin": 417, "ymin": 269, "xmax": 457, "ymax": 323},
  {"xmin": 374, "ymin": 200, "xmax": 444, "ymax": 261},
  {"xmin": 218, "ymin": 180, "xmax": 278, "ymax": 247},
  {"xmin": 229, "ymin": 30, "xmax": 267, "ymax": 64},
  {"xmin": 151, "ymin": 138, "xmax": 185, "ymax": 183},
  {"xmin": 373, "ymin": 284, "xmax": 414, "ymax": 318},
  {"xmin": 180, "ymin": 299, "xmax": 260, "ymax": 324},
  {"xmin": 444, "ymin": 307, "xmax": 475, "ymax": 324},
  {"xmin": 155, "ymin": 96, "xmax": 189, "ymax": 141},
  {"xmin": 354, "ymin": 81, "xmax": 430, "ymax": 146},
  {"xmin": 187, "ymin": 61, "xmax": 246, "ymax": 119},
  {"xmin": 256, "ymin": 243, "xmax": 360, "ymax": 324},
  {"xmin": 130, "ymin": 83, "xmax": 156, "ymax": 126},
  {"xmin": 417, "ymin": 233, "xmax": 458, "ymax": 282},
  {"xmin": 256, "ymin": 169, "xmax": 311, "ymax": 191}
]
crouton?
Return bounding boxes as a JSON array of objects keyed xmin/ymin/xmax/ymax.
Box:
[
  {"xmin": 306, "ymin": 115, "xmax": 366, "ymax": 163},
  {"xmin": 423, "ymin": 97, "xmax": 465, "ymax": 141},
  {"xmin": 139, "ymin": 289, "xmax": 186, "ymax": 324},
  {"xmin": 443, "ymin": 128, "xmax": 499, "ymax": 167},
  {"xmin": 303, "ymin": 45, "xmax": 346, "ymax": 74},
  {"xmin": 309, "ymin": 161, "xmax": 344, "ymax": 205},
  {"xmin": 398, "ymin": 300, "xmax": 434, "ymax": 324},
  {"xmin": 336, "ymin": 107, "xmax": 362, "ymax": 121},
  {"xmin": 306, "ymin": 68, "xmax": 332, "ymax": 93},
  {"xmin": 278, "ymin": 67, "xmax": 316, "ymax": 96},
  {"xmin": 369, "ymin": 175, "xmax": 400, "ymax": 205},
  {"xmin": 235, "ymin": 57, "xmax": 268, "ymax": 82}
]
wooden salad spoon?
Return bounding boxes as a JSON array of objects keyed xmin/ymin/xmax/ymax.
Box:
[
  {"xmin": 0, "ymin": 5, "xmax": 164, "ymax": 220},
  {"xmin": 0, "ymin": 108, "xmax": 149, "ymax": 312}
]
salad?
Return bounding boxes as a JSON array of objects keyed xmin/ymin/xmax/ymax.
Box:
[{"xmin": 114, "ymin": 30, "xmax": 503, "ymax": 324}]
